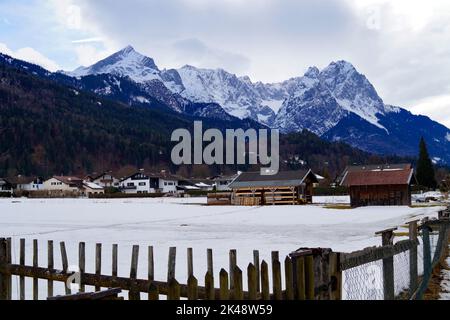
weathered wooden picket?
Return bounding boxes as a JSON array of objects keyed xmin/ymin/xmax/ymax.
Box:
[{"xmin": 0, "ymin": 239, "xmax": 342, "ymax": 301}]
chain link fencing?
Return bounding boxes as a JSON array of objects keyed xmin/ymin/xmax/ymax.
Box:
[{"xmin": 341, "ymin": 212, "xmax": 450, "ymax": 300}]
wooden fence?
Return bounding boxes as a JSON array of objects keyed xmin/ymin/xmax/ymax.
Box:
[
  {"xmin": 1, "ymin": 207, "xmax": 448, "ymax": 301},
  {"xmin": 0, "ymin": 240, "xmax": 342, "ymax": 301}
]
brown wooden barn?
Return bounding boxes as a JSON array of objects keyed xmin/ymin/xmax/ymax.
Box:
[
  {"xmin": 229, "ymin": 170, "xmax": 318, "ymax": 206},
  {"xmin": 340, "ymin": 164, "xmax": 415, "ymax": 207}
]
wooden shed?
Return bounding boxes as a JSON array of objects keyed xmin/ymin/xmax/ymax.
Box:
[
  {"xmin": 340, "ymin": 164, "xmax": 415, "ymax": 207},
  {"xmin": 229, "ymin": 169, "xmax": 318, "ymax": 206}
]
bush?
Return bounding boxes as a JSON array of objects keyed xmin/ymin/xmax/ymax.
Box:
[
  {"xmin": 185, "ymin": 190, "xmax": 210, "ymax": 197},
  {"xmin": 0, "ymin": 192, "xmax": 12, "ymax": 198},
  {"xmin": 104, "ymin": 187, "xmax": 121, "ymax": 194},
  {"xmin": 89, "ymin": 193, "xmax": 166, "ymax": 199}
]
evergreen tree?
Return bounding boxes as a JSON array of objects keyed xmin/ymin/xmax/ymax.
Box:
[{"xmin": 416, "ymin": 137, "xmax": 437, "ymax": 189}]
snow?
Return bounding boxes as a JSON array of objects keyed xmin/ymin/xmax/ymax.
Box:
[
  {"xmin": 313, "ymin": 196, "xmax": 350, "ymax": 204},
  {"xmin": 0, "ymin": 198, "xmax": 443, "ymax": 300},
  {"xmin": 70, "ymin": 46, "xmax": 161, "ymax": 84},
  {"xmin": 83, "ymin": 182, "xmax": 103, "ymax": 190},
  {"xmin": 261, "ymin": 99, "xmax": 284, "ymax": 113},
  {"xmin": 133, "ymin": 96, "xmax": 150, "ymax": 104}
]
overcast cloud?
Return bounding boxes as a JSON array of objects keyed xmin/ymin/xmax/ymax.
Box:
[{"xmin": 1, "ymin": 0, "xmax": 450, "ymax": 127}]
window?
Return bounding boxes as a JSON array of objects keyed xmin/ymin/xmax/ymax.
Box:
[
  {"xmin": 127, "ymin": 183, "xmax": 135, "ymax": 187},
  {"xmin": 139, "ymin": 182, "xmax": 146, "ymax": 186}
]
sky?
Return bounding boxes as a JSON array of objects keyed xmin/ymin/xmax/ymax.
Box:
[{"xmin": 1, "ymin": 0, "xmax": 450, "ymax": 127}]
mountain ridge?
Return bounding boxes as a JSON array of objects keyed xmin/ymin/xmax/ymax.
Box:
[{"xmin": 3, "ymin": 45, "xmax": 450, "ymax": 164}]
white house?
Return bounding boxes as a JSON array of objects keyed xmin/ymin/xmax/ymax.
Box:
[
  {"xmin": 82, "ymin": 181, "xmax": 105, "ymax": 196},
  {"xmin": 11, "ymin": 176, "xmax": 44, "ymax": 191},
  {"xmin": 158, "ymin": 175, "xmax": 179, "ymax": 194},
  {"xmin": 89, "ymin": 172, "xmax": 120, "ymax": 188},
  {"xmin": 119, "ymin": 171, "xmax": 157, "ymax": 194},
  {"xmin": 0, "ymin": 178, "xmax": 13, "ymax": 194},
  {"xmin": 43, "ymin": 176, "xmax": 83, "ymax": 192}
]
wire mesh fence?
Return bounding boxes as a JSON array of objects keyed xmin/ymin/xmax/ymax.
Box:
[
  {"xmin": 342, "ymin": 260, "xmax": 383, "ymax": 300},
  {"xmin": 393, "ymin": 251, "xmax": 410, "ymax": 297},
  {"xmin": 341, "ymin": 216, "xmax": 450, "ymax": 300}
]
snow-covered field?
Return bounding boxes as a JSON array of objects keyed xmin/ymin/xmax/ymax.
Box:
[{"xmin": 0, "ymin": 197, "xmax": 444, "ymax": 299}]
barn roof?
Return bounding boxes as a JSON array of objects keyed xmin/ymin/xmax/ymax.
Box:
[
  {"xmin": 337, "ymin": 163, "xmax": 412, "ymax": 184},
  {"xmin": 7, "ymin": 176, "xmax": 37, "ymax": 185},
  {"xmin": 229, "ymin": 169, "xmax": 318, "ymax": 189},
  {"xmin": 341, "ymin": 168, "xmax": 414, "ymax": 187}
]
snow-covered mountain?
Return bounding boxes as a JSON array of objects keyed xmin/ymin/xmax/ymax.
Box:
[
  {"xmin": 170, "ymin": 65, "xmax": 280, "ymax": 125},
  {"xmin": 68, "ymin": 46, "xmax": 282, "ymax": 126},
  {"xmin": 273, "ymin": 61, "xmax": 397, "ymax": 134},
  {"xmin": 61, "ymin": 46, "xmax": 450, "ymax": 163}
]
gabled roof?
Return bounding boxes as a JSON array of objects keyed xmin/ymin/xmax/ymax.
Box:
[
  {"xmin": 341, "ymin": 168, "xmax": 415, "ymax": 187},
  {"xmin": 120, "ymin": 171, "xmax": 181, "ymax": 182},
  {"xmin": 90, "ymin": 172, "xmax": 118, "ymax": 181},
  {"xmin": 0, "ymin": 178, "xmax": 13, "ymax": 186},
  {"xmin": 337, "ymin": 163, "xmax": 413, "ymax": 184},
  {"xmin": 52, "ymin": 176, "xmax": 83, "ymax": 186},
  {"xmin": 7, "ymin": 176, "xmax": 42, "ymax": 185},
  {"xmin": 83, "ymin": 182, "xmax": 104, "ymax": 190},
  {"xmin": 229, "ymin": 169, "xmax": 318, "ymax": 189}
]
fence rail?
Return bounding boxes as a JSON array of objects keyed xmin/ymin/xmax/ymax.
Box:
[{"xmin": 0, "ymin": 206, "xmax": 449, "ymax": 301}]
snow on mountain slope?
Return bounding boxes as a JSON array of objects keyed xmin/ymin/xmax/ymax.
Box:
[
  {"xmin": 274, "ymin": 61, "xmax": 393, "ymax": 134},
  {"xmin": 319, "ymin": 61, "xmax": 387, "ymax": 130},
  {"xmin": 175, "ymin": 65, "xmax": 277, "ymax": 125},
  {"xmin": 70, "ymin": 46, "xmax": 163, "ymax": 83}
]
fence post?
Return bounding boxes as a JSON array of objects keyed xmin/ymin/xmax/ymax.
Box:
[
  {"xmin": 6, "ymin": 238, "xmax": 11, "ymax": 300},
  {"xmin": 129, "ymin": 245, "xmax": 140, "ymax": 300},
  {"xmin": 260, "ymin": 261, "xmax": 270, "ymax": 300},
  {"xmin": 247, "ymin": 263, "xmax": 258, "ymax": 300},
  {"xmin": 229, "ymin": 249, "xmax": 237, "ymax": 290},
  {"xmin": 167, "ymin": 247, "xmax": 176, "ymax": 281},
  {"xmin": 187, "ymin": 275, "xmax": 198, "ymax": 300},
  {"xmin": 289, "ymin": 249, "xmax": 312, "ymax": 300},
  {"xmin": 95, "ymin": 243, "xmax": 102, "ymax": 292},
  {"xmin": 376, "ymin": 228, "xmax": 396, "ymax": 300},
  {"xmin": 271, "ymin": 252, "xmax": 282, "ymax": 300},
  {"xmin": 253, "ymin": 250, "xmax": 260, "ymax": 293},
  {"xmin": 0, "ymin": 238, "xmax": 9, "ymax": 300},
  {"xmin": 60, "ymin": 241, "xmax": 70, "ymax": 295},
  {"xmin": 408, "ymin": 220, "xmax": 419, "ymax": 296},
  {"xmin": 284, "ymin": 257, "xmax": 294, "ymax": 300},
  {"xmin": 219, "ymin": 269, "xmax": 229, "ymax": 300},
  {"xmin": 33, "ymin": 239, "xmax": 39, "ymax": 300},
  {"xmin": 20, "ymin": 239, "xmax": 25, "ymax": 300},
  {"xmin": 205, "ymin": 271, "xmax": 215, "ymax": 300},
  {"xmin": 422, "ymin": 223, "xmax": 432, "ymax": 282},
  {"xmin": 329, "ymin": 252, "xmax": 342, "ymax": 300},
  {"xmin": 78, "ymin": 242, "xmax": 85, "ymax": 293}
]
